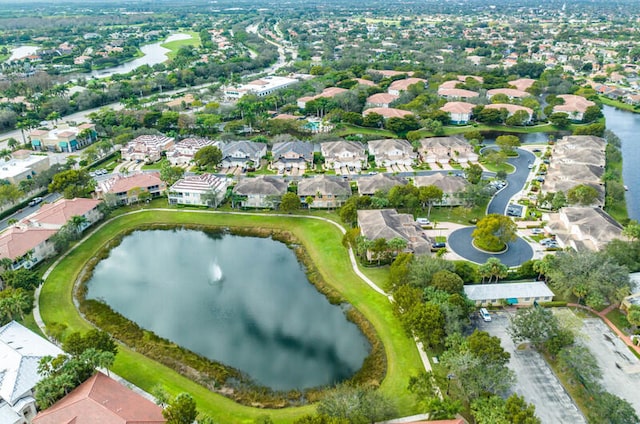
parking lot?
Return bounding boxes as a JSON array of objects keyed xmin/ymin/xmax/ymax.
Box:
[
  {"xmin": 580, "ymin": 318, "xmax": 640, "ymax": 412},
  {"xmin": 476, "ymin": 310, "xmax": 586, "ymax": 424}
]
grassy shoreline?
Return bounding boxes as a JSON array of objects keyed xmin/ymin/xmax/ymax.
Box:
[{"xmin": 38, "ymin": 209, "xmax": 422, "ymax": 423}]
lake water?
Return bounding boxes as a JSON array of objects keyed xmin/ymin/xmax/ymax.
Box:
[
  {"xmin": 90, "ymin": 33, "xmax": 191, "ymax": 79},
  {"xmin": 86, "ymin": 229, "xmax": 370, "ymax": 391},
  {"xmin": 6, "ymin": 45, "xmax": 39, "ymax": 62},
  {"xmin": 603, "ymin": 105, "xmax": 640, "ymax": 221}
]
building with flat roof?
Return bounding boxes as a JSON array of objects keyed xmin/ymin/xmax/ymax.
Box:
[
  {"xmin": 0, "ymin": 151, "xmax": 49, "ymax": 184},
  {"xmin": 224, "ymin": 76, "xmax": 298, "ymax": 100},
  {"xmin": 464, "ymin": 281, "xmax": 555, "ymax": 307},
  {"xmin": 29, "ymin": 123, "xmax": 96, "ymax": 152}
]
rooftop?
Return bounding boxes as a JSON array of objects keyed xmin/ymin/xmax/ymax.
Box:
[{"xmin": 464, "ymin": 281, "xmax": 555, "ymax": 301}]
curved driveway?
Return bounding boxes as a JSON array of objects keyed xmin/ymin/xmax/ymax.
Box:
[
  {"xmin": 447, "ymin": 146, "xmax": 536, "ymax": 266},
  {"xmin": 448, "ymin": 227, "xmax": 533, "ymax": 267},
  {"xmin": 486, "ymin": 147, "xmax": 535, "ymax": 215}
]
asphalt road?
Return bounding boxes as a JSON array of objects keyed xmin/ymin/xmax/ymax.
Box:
[
  {"xmin": 486, "ymin": 147, "xmax": 536, "ymax": 215},
  {"xmin": 447, "ymin": 226, "xmax": 533, "ymax": 266},
  {"xmin": 0, "ymin": 192, "xmax": 62, "ymax": 231},
  {"xmin": 477, "ymin": 311, "xmax": 587, "ymax": 424}
]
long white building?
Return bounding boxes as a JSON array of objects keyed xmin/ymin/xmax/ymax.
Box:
[{"xmin": 223, "ymin": 76, "xmax": 298, "ymax": 100}]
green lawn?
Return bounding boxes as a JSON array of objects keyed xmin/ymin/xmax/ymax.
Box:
[
  {"xmin": 606, "ymin": 308, "xmax": 630, "ymax": 333},
  {"xmin": 333, "ymin": 124, "xmax": 397, "ymax": 138},
  {"xmin": 162, "ymin": 31, "xmax": 201, "ymax": 59},
  {"xmin": 39, "ymin": 210, "xmax": 423, "ymax": 423},
  {"xmin": 599, "ymin": 96, "xmax": 640, "ymax": 113},
  {"xmin": 480, "ymin": 161, "xmax": 516, "ymax": 174}
]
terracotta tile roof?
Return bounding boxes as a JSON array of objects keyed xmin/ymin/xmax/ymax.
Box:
[
  {"xmin": 487, "ymin": 88, "xmax": 529, "ymax": 98},
  {"xmin": 440, "ymin": 101, "xmax": 475, "ymax": 114},
  {"xmin": 0, "ymin": 226, "xmax": 57, "ymax": 259},
  {"xmin": 33, "ymin": 372, "xmax": 165, "ymax": 424},
  {"xmin": 554, "ymin": 94, "xmax": 596, "ymax": 113},
  {"xmin": 509, "ymin": 78, "xmax": 536, "ymax": 91},
  {"xmin": 485, "ymin": 103, "xmax": 533, "ymax": 116},
  {"xmin": 367, "ymin": 93, "xmax": 399, "ymax": 105},
  {"xmin": 100, "ymin": 172, "xmax": 163, "ymax": 194},
  {"xmin": 27, "ymin": 198, "xmax": 101, "ymax": 226},
  {"xmin": 363, "ymin": 107, "xmax": 413, "ymax": 119},
  {"xmin": 437, "ymin": 88, "xmax": 479, "ymax": 98},
  {"xmin": 355, "ymin": 78, "xmax": 376, "ymax": 86},
  {"xmin": 439, "ymin": 80, "xmax": 459, "ymax": 89},
  {"xmin": 389, "ymin": 77, "xmax": 428, "ymax": 92}
]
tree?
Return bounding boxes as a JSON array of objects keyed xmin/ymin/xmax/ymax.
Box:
[
  {"xmin": 549, "ymin": 112, "xmax": 571, "ymax": 128},
  {"xmin": 443, "ymin": 350, "xmax": 515, "ymax": 401},
  {"xmin": 472, "ymin": 394, "xmax": 540, "ymax": 424},
  {"xmin": 1, "ymin": 268, "xmax": 41, "ymax": 290},
  {"xmin": 49, "ymin": 169, "xmax": 96, "ymax": 198},
  {"xmin": 472, "ymin": 214, "xmax": 517, "ymax": 252},
  {"xmin": 163, "ymin": 393, "xmax": 198, "ymax": 424},
  {"xmin": 583, "ymin": 105, "xmax": 603, "ymax": 123},
  {"xmin": 68, "ymin": 215, "xmax": 89, "ymax": 236},
  {"xmin": 627, "ymin": 305, "xmax": 640, "ymax": 331},
  {"xmin": 466, "ymin": 163, "xmax": 483, "ymax": 184},
  {"xmin": 280, "ymin": 192, "xmax": 301, "ymax": 213},
  {"xmin": 551, "ymin": 191, "xmax": 567, "ymax": 210},
  {"xmin": 62, "ymin": 329, "xmax": 118, "ymax": 356},
  {"xmin": 430, "ymin": 270, "xmax": 463, "ymax": 294},
  {"xmin": 495, "ymin": 135, "xmax": 521, "ymax": 154},
  {"xmin": 591, "ymin": 392, "xmax": 639, "ymax": 424},
  {"xmin": 0, "ymin": 288, "xmax": 32, "ymax": 324},
  {"xmin": 418, "ymin": 185, "xmax": 443, "ymax": 218},
  {"xmin": 194, "ymin": 145, "xmax": 222, "ymax": 170},
  {"xmin": 160, "ymin": 161, "xmax": 185, "ymax": 187},
  {"xmin": 316, "ymin": 385, "xmax": 396, "ymax": 424},
  {"xmin": 508, "ymin": 307, "xmax": 560, "ymax": 350},
  {"xmin": 406, "ymin": 302, "xmax": 445, "ymax": 349},
  {"xmin": 408, "ymin": 255, "xmax": 455, "ymax": 288},
  {"xmin": 566, "ymin": 184, "xmax": 599, "ymax": 205},
  {"xmin": 467, "ymin": 330, "xmax": 510, "ymax": 366}
]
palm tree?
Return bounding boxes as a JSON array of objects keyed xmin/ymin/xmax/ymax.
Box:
[
  {"xmin": 68, "ymin": 215, "xmax": 89, "ymax": 236},
  {"xmin": 7, "ymin": 138, "xmax": 18, "ymax": 151}
]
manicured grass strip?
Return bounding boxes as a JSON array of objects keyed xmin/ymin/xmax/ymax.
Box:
[
  {"xmin": 39, "ymin": 210, "xmax": 422, "ymax": 423},
  {"xmin": 161, "ymin": 31, "xmax": 201, "ymax": 59},
  {"xmin": 600, "ymin": 96, "xmax": 640, "ymax": 113}
]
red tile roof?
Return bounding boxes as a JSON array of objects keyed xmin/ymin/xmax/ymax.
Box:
[
  {"xmin": 389, "ymin": 77, "xmax": 428, "ymax": 92},
  {"xmin": 364, "ymin": 107, "xmax": 413, "ymax": 119},
  {"xmin": 27, "ymin": 198, "xmax": 101, "ymax": 226},
  {"xmin": 33, "ymin": 372, "xmax": 166, "ymax": 424},
  {"xmin": 102, "ymin": 172, "xmax": 164, "ymax": 194},
  {"xmin": 0, "ymin": 226, "xmax": 57, "ymax": 259}
]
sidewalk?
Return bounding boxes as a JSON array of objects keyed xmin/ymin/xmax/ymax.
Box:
[{"xmin": 568, "ymin": 303, "xmax": 640, "ymax": 355}]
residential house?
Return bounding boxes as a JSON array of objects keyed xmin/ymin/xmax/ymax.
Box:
[
  {"xmin": 120, "ymin": 135, "xmax": 175, "ymax": 163},
  {"xmin": 320, "ymin": 141, "xmax": 367, "ymax": 172},
  {"xmin": 437, "ymin": 88, "xmax": 479, "ymax": 100},
  {"xmin": 221, "ymin": 140, "xmax": 267, "ymax": 171},
  {"xmin": 168, "ymin": 174, "xmax": 230, "ymax": 207},
  {"xmin": 29, "ymin": 123, "xmax": 97, "ymax": 152},
  {"xmin": 464, "ymin": 282, "xmax": 554, "ymax": 307},
  {"xmin": 33, "ymin": 372, "xmax": 165, "ymax": 424},
  {"xmin": 166, "ymin": 138, "xmax": 224, "ymax": 166},
  {"xmin": 544, "ymin": 207, "xmax": 623, "ymax": 251},
  {"xmin": 552, "ymin": 94, "xmax": 596, "ymax": 121},
  {"xmin": 414, "ymin": 173, "xmax": 469, "ymax": 206},
  {"xmin": 367, "ymin": 139, "xmax": 416, "ymax": 168},
  {"xmin": 0, "ymin": 226, "xmax": 57, "ymax": 270},
  {"xmin": 224, "ymin": 76, "xmax": 298, "ymax": 100},
  {"xmin": 96, "ymin": 172, "xmax": 166, "ymax": 205},
  {"xmin": 357, "ymin": 173, "xmax": 407, "ymax": 195},
  {"xmin": 0, "ymin": 150, "xmax": 50, "ymax": 185},
  {"xmin": 388, "ymin": 78, "xmax": 428, "ymax": 95},
  {"xmin": 486, "ymin": 88, "xmax": 529, "ymax": 100},
  {"xmin": 232, "ymin": 176, "xmax": 288, "ymax": 208},
  {"xmin": 509, "ymin": 78, "xmax": 536, "ymax": 92},
  {"xmin": 0, "ymin": 321, "xmax": 64, "ymax": 424},
  {"xmin": 271, "ymin": 141, "xmax": 314, "ymax": 174},
  {"xmin": 368, "ymin": 70, "xmax": 414, "ymax": 78},
  {"xmin": 23, "ymin": 198, "xmax": 102, "ymax": 233},
  {"xmin": 355, "ymin": 78, "xmax": 376, "ymax": 87},
  {"xmin": 484, "ymin": 103, "xmax": 533, "ymax": 122},
  {"xmin": 440, "ymin": 102, "xmax": 475, "ymax": 124},
  {"xmin": 357, "ymin": 209, "xmax": 431, "ymax": 256},
  {"xmin": 166, "ymin": 93, "xmax": 196, "ymax": 109},
  {"xmin": 298, "ymin": 175, "xmax": 351, "ymax": 208},
  {"xmin": 297, "ymin": 87, "xmax": 348, "ymax": 109},
  {"xmin": 366, "ymin": 93, "xmax": 399, "ymax": 108},
  {"xmin": 363, "ymin": 107, "xmax": 414, "ymax": 119},
  {"xmin": 417, "ymin": 136, "xmax": 478, "ymax": 165}
]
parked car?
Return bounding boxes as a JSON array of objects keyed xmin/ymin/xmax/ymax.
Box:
[
  {"xmin": 432, "ymin": 241, "xmax": 446, "ymax": 249},
  {"xmin": 417, "ymin": 218, "xmax": 430, "ymax": 225},
  {"xmin": 531, "ymin": 228, "xmax": 543, "ymax": 235},
  {"xmin": 480, "ymin": 307, "xmax": 492, "ymax": 322},
  {"xmin": 28, "ymin": 197, "xmax": 44, "ymax": 207}
]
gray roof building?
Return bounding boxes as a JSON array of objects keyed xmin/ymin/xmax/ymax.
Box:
[
  {"xmin": 464, "ymin": 282, "xmax": 555, "ymax": 306},
  {"xmin": 357, "ymin": 173, "xmax": 407, "ymax": 195},
  {"xmin": 357, "ymin": 209, "xmax": 431, "ymax": 255}
]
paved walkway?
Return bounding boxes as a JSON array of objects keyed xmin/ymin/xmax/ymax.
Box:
[{"xmin": 568, "ymin": 303, "xmax": 640, "ymax": 356}]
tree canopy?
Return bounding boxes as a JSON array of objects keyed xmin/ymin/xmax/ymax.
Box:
[{"xmin": 472, "ymin": 214, "xmax": 517, "ymax": 252}]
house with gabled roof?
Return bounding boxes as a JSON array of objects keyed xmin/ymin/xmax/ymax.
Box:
[
  {"xmin": 320, "ymin": 141, "xmax": 367, "ymax": 172},
  {"xmin": 552, "ymin": 94, "xmax": 596, "ymax": 121},
  {"xmin": 357, "ymin": 209, "xmax": 432, "ymax": 256},
  {"xmin": 96, "ymin": 172, "xmax": 166, "ymax": 205},
  {"xmin": 221, "ymin": 140, "xmax": 267, "ymax": 171},
  {"xmin": 543, "ymin": 207, "xmax": 623, "ymax": 252},
  {"xmin": 297, "ymin": 87, "xmax": 348, "ymax": 109},
  {"xmin": 166, "ymin": 138, "xmax": 224, "ymax": 166},
  {"xmin": 509, "ymin": 78, "xmax": 536, "ymax": 92},
  {"xmin": 464, "ymin": 282, "xmax": 554, "ymax": 307},
  {"xmin": 120, "ymin": 135, "xmax": 174, "ymax": 163},
  {"xmin": 298, "ymin": 175, "xmax": 351, "ymax": 209},
  {"xmin": 440, "ymin": 101, "xmax": 475, "ymax": 124},
  {"xmin": 414, "ymin": 173, "xmax": 469, "ymax": 206},
  {"xmin": 363, "ymin": 107, "xmax": 413, "ymax": 120},
  {"xmin": 23, "ymin": 198, "xmax": 102, "ymax": 232},
  {"xmin": 232, "ymin": 176, "xmax": 288, "ymax": 209},
  {"xmin": 366, "ymin": 93, "xmax": 399, "ymax": 108},
  {"xmin": 0, "ymin": 321, "xmax": 64, "ymax": 424},
  {"xmin": 33, "ymin": 372, "xmax": 165, "ymax": 424},
  {"xmin": 484, "ymin": 103, "xmax": 533, "ymax": 122},
  {"xmin": 168, "ymin": 174, "xmax": 230, "ymax": 207},
  {"xmin": 0, "ymin": 226, "xmax": 57, "ymax": 270},
  {"xmin": 357, "ymin": 173, "xmax": 407, "ymax": 195},
  {"xmin": 388, "ymin": 78, "xmax": 428, "ymax": 95},
  {"xmin": 437, "ymin": 88, "xmax": 479, "ymax": 101},
  {"xmin": 367, "ymin": 139, "xmax": 416, "ymax": 168},
  {"xmin": 271, "ymin": 141, "xmax": 314, "ymax": 174},
  {"xmin": 417, "ymin": 136, "xmax": 478, "ymax": 165},
  {"xmin": 486, "ymin": 88, "xmax": 529, "ymax": 100}
]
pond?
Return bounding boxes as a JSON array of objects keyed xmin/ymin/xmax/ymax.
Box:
[
  {"xmin": 85, "ymin": 228, "xmax": 370, "ymax": 391},
  {"xmin": 90, "ymin": 33, "xmax": 192, "ymax": 79}
]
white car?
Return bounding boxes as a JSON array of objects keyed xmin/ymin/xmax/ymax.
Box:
[{"xmin": 531, "ymin": 228, "xmax": 543, "ymax": 235}]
